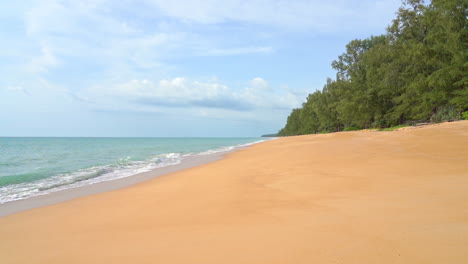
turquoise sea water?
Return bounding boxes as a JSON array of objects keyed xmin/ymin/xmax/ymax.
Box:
[{"xmin": 0, "ymin": 137, "xmax": 265, "ymax": 203}]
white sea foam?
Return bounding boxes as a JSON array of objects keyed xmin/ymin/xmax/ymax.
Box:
[
  {"xmin": 0, "ymin": 139, "xmax": 269, "ymax": 204},
  {"xmin": 196, "ymin": 139, "xmax": 268, "ymax": 155}
]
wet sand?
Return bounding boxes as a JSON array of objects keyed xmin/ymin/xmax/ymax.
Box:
[{"xmin": 1, "ymin": 121, "xmax": 467, "ymax": 263}]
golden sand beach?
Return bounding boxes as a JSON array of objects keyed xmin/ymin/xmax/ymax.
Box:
[{"xmin": 1, "ymin": 121, "xmax": 467, "ymax": 263}]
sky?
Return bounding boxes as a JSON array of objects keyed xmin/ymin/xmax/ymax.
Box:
[{"xmin": 0, "ymin": 0, "xmax": 402, "ymax": 137}]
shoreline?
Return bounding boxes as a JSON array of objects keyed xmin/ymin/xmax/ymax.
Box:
[
  {"xmin": 1, "ymin": 121, "xmax": 467, "ymax": 263},
  {"xmin": 0, "ymin": 144, "xmax": 257, "ymax": 217}
]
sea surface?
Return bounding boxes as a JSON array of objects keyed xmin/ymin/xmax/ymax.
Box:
[{"xmin": 0, "ymin": 137, "xmax": 265, "ymax": 204}]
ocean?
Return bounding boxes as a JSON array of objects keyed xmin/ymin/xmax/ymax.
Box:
[{"xmin": 0, "ymin": 137, "xmax": 265, "ymax": 204}]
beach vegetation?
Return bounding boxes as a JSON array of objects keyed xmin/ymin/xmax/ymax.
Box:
[
  {"xmin": 343, "ymin": 126, "xmax": 361, "ymax": 131},
  {"xmin": 278, "ymin": 0, "xmax": 467, "ymax": 136},
  {"xmin": 462, "ymin": 111, "xmax": 468, "ymax": 120},
  {"xmin": 430, "ymin": 105, "xmax": 461, "ymax": 123},
  {"xmin": 379, "ymin": 125, "xmax": 409, "ymax": 131}
]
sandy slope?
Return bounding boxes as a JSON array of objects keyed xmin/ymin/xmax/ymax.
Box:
[{"xmin": 1, "ymin": 121, "xmax": 467, "ymax": 264}]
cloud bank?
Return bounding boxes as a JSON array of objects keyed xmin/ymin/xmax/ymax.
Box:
[{"xmin": 91, "ymin": 77, "xmax": 304, "ymax": 114}]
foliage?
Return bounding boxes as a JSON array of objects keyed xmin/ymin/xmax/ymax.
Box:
[
  {"xmin": 379, "ymin": 125, "xmax": 409, "ymax": 131},
  {"xmin": 430, "ymin": 105, "xmax": 460, "ymax": 123},
  {"xmin": 343, "ymin": 126, "xmax": 360, "ymax": 131},
  {"xmin": 462, "ymin": 111, "xmax": 468, "ymax": 120},
  {"xmin": 278, "ymin": 0, "xmax": 467, "ymax": 136}
]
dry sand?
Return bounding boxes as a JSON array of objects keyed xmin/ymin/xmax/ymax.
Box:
[{"xmin": 1, "ymin": 121, "xmax": 467, "ymax": 264}]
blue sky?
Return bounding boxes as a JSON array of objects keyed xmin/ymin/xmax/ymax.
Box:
[{"xmin": 0, "ymin": 0, "xmax": 401, "ymax": 137}]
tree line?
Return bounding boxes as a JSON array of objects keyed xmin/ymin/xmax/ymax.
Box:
[{"xmin": 278, "ymin": 0, "xmax": 467, "ymax": 136}]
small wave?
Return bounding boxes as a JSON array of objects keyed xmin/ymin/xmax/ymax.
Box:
[
  {"xmin": 0, "ymin": 153, "xmax": 183, "ymax": 204},
  {"xmin": 196, "ymin": 139, "xmax": 268, "ymax": 156},
  {"xmin": 37, "ymin": 167, "xmax": 111, "ymax": 191},
  {"xmin": 0, "ymin": 140, "xmax": 268, "ymax": 204},
  {"xmin": 197, "ymin": 146, "xmax": 235, "ymax": 155}
]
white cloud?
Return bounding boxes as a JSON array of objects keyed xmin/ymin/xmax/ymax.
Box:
[
  {"xmin": 23, "ymin": 1, "xmax": 173, "ymax": 71},
  {"xmin": 250, "ymin": 77, "xmax": 270, "ymax": 90},
  {"xmin": 146, "ymin": 0, "xmax": 400, "ymax": 31},
  {"xmin": 201, "ymin": 46, "xmax": 274, "ymax": 56},
  {"xmin": 8, "ymin": 0, "xmax": 402, "ymax": 96},
  {"xmin": 27, "ymin": 47, "xmax": 59, "ymax": 73},
  {"xmin": 18, "ymin": 0, "xmax": 280, "ymax": 86},
  {"xmin": 6, "ymin": 86, "xmax": 30, "ymax": 95},
  {"xmin": 117, "ymin": 77, "xmax": 228, "ymax": 101},
  {"xmin": 93, "ymin": 77, "xmax": 304, "ymax": 114},
  {"xmin": 18, "ymin": 0, "xmax": 400, "ymax": 79}
]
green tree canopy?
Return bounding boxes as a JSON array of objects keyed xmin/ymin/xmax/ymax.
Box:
[{"xmin": 278, "ymin": 0, "xmax": 467, "ymax": 136}]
